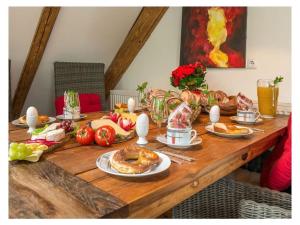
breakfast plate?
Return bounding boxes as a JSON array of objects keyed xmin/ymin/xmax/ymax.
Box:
[
  {"xmin": 11, "ymin": 117, "xmax": 56, "ymax": 128},
  {"xmin": 205, "ymin": 124, "xmax": 254, "ymax": 138},
  {"xmin": 96, "ymin": 150, "xmax": 171, "ymax": 178},
  {"xmin": 230, "ymin": 116, "xmax": 263, "ymax": 125},
  {"xmin": 56, "ymin": 114, "xmax": 87, "ymax": 121},
  {"xmin": 156, "ymin": 134, "xmax": 202, "ymax": 149}
]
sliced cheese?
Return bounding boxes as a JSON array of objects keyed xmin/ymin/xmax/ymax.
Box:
[
  {"xmin": 31, "ymin": 133, "xmax": 47, "ymax": 140},
  {"xmin": 91, "ymin": 119, "xmax": 130, "ymax": 136},
  {"xmin": 46, "ymin": 128, "xmax": 65, "ymax": 142}
]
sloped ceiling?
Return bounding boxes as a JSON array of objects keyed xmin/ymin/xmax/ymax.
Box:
[{"xmin": 9, "ymin": 7, "xmax": 142, "ymax": 115}]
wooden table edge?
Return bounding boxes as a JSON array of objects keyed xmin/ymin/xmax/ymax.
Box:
[{"xmin": 105, "ymin": 126, "xmax": 287, "ymax": 218}]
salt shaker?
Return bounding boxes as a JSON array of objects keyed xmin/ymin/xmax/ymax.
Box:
[
  {"xmin": 26, "ymin": 106, "xmax": 38, "ymax": 133},
  {"xmin": 209, "ymin": 105, "xmax": 220, "ymax": 124},
  {"xmin": 136, "ymin": 113, "xmax": 149, "ymax": 145},
  {"xmin": 128, "ymin": 97, "xmax": 135, "ymax": 114}
]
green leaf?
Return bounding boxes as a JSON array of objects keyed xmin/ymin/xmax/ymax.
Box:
[
  {"xmin": 274, "ymin": 76, "xmax": 284, "ymax": 85},
  {"xmin": 136, "ymin": 82, "xmax": 148, "ymax": 92}
]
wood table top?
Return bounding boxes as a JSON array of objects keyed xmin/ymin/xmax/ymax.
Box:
[{"xmin": 9, "ymin": 112, "xmax": 289, "ymax": 218}]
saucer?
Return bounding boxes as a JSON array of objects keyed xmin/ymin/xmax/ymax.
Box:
[
  {"xmin": 230, "ymin": 116, "xmax": 263, "ymax": 125},
  {"xmin": 56, "ymin": 114, "xmax": 87, "ymax": 121},
  {"xmin": 156, "ymin": 134, "xmax": 202, "ymax": 149}
]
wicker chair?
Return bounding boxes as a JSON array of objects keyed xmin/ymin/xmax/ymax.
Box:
[
  {"xmin": 172, "ymin": 176, "xmax": 291, "ymax": 219},
  {"xmin": 54, "ymin": 62, "xmax": 107, "ymax": 110},
  {"xmin": 239, "ymin": 200, "xmax": 291, "ymax": 219}
]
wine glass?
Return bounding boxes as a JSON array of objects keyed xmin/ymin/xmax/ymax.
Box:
[{"xmin": 150, "ymin": 97, "xmax": 168, "ymax": 128}]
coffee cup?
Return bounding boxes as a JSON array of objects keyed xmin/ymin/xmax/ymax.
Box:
[
  {"xmin": 237, "ymin": 110, "xmax": 260, "ymax": 122},
  {"xmin": 167, "ymin": 127, "xmax": 197, "ymax": 145}
]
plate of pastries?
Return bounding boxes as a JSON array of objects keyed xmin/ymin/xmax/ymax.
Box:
[
  {"xmin": 205, "ymin": 122, "xmax": 253, "ymax": 138},
  {"xmin": 96, "ymin": 146, "xmax": 171, "ymax": 177},
  {"xmin": 12, "ymin": 115, "xmax": 56, "ymax": 127}
]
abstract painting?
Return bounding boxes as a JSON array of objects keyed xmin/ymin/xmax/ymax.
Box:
[{"xmin": 180, "ymin": 7, "xmax": 247, "ymax": 68}]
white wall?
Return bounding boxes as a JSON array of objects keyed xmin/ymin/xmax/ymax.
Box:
[
  {"xmin": 9, "ymin": 7, "xmax": 141, "ymax": 115},
  {"xmin": 9, "ymin": 7, "xmax": 291, "ymax": 116},
  {"xmin": 117, "ymin": 7, "xmax": 291, "ymax": 104}
]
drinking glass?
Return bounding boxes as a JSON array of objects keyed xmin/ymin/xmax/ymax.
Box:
[
  {"xmin": 149, "ymin": 97, "xmax": 168, "ymax": 128},
  {"xmin": 257, "ymin": 79, "xmax": 279, "ymax": 118}
]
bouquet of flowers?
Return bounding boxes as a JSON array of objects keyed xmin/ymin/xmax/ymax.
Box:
[
  {"xmin": 170, "ymin": 61, "xmax": 207, "ymax": 91},
  {"xmin": 170, "ymin": 62, "xmax": 207, "ymax": 122}
]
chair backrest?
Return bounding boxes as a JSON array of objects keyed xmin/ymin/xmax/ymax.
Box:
[
  {"xmin": 54, "ymin": 62, "xmax": 106, "ymax": 109},
  {"xmin": 109, "ymin": 89, "xmax": 140, "ymax": 110}
]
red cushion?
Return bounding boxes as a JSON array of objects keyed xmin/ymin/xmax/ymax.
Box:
[
  {"xmin": 55, "ymin": 93, "xmax": 102, "ymax": 115},
  {"xmin": 260, "ymin": 114, "xmax": 291, "ymax": 191}
]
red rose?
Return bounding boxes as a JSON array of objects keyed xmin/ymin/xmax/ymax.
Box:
[
  {"xmin": 171, "ymin": 76, "xmax": 180, "ymax": 86},
  {"xmin": 181, "ymin": 65, "xmax": 195, "ymax": 77},
  {"xmin": 170, "ymin": 62, "xmax": 207, "ymax": 89}
]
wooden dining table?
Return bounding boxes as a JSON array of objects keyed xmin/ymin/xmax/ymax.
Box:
[{"xmin": 9, "ymin": 112, "xmax": 289, "ymax": 218}]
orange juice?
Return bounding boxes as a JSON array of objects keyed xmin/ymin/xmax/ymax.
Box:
[{"xmin": 257, "ymin": 86, "xmax": 279, "ymax": 118}]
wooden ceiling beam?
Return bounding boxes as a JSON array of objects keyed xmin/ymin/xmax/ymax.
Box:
[
  {"xmin": 11, "ymin": 7, "xmax": 60, "ymax": 119},
  {"xmin": 104, "ymin": 7, "xmax": 168, "ymax": 98}
]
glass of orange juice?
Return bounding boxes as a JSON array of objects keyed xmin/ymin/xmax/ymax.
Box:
[{"xmin": 257, "ymin": 79, "xmax": 279, "ymax": 118}]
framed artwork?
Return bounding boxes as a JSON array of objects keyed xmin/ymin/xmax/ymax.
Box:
[{"xmin": 180, "ymin": 7, "xmax": 247, "ymax": 68}]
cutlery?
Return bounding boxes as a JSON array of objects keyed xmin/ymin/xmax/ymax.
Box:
[
  {"xmin": 168, "ymin": 157, "xmax": 183, "ymax": 165},
  {"xmin": 140, "ymin": 145, "xmax": 196, "ymax": 162},
  {"xmin": 247, "ymin": 127, "xmax": 265, "ymax": 132}
]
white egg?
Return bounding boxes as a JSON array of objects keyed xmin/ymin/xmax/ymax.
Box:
[
  {"xmin": 26, "ymin": 106, "xmax": 39, "ymax": 133},
  {"xmin": 128, "ymin": 97, "xmax": 136, "ymax": 113},
  {"xmin": 26, "ymin": 106, "xmax": 38, "ymax": 118},
  {"xmin": 136, "ymin": 113, "xmax": 149, "ymax": 137},
  {"xmin": 209, "ymin": 105, "xmax": 220, "ymax": 123},
  {"xmin": 136, "ymin": 113, "xmax": 149, "ymax": 145}
]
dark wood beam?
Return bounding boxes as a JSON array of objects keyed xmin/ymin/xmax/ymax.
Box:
[
  {"xmin": 104, "ymin": 7, "xmax": 168, "ymax": 98},
  {"xmin": 11, "ymin": 7, "xmax": 60, "ymax": 119}
]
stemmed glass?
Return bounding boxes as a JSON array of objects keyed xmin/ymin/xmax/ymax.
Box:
[{"xmin": 150, "ymin": 96, "xmax": 168, "ymax": 128}]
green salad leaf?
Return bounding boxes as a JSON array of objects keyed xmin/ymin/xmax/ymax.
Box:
[{"xmin": 32, "ymin": 124, "xmax": 48, "ymax": 135}]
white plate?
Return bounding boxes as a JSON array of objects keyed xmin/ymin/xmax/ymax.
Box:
[
  {"xmin": 11, "ymin": 117, "xmax": 56, "ymax": 128},
  {"xmin": 156, "ymin": 134, "xmax": 202, "ymax": 149},
  {"xmin": 56, "ymin": 114, "xmax": 87, "ymax": 121},
  {"xmin": 96, "ymin": 150, "xmax": 171, "ymax": 178},
  {"xmin": 205, "ymin": 124, "xmax": 254, "ymax": 138},
  {"xmin": 230, "ymin": 116, "xmax": 263, "ymax": 125}
]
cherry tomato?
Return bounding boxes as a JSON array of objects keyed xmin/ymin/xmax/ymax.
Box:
[
  {"xmin": 76, "ymin": 126, "xmax": 95, "ymax": 145},
  {"xmin": 95, "ymin": 125, "xmax": 116, "ymax": 147}
]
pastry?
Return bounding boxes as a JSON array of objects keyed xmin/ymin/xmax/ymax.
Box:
[
  {"xmin": 110, "ymin": 146, "xmax": 160, "ymax": 174},
  {"xmin": 18, "ymin": 115, "xmax": 49, "ymax": 125},
  {"xmin": 213, "ymin": 123, "xmax": 249, "ymax": 135}
]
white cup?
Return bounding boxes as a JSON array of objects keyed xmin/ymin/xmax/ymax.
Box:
[
  {"xmin": 237, "ymin": 110, "xmax": 260, "ymax": 122},
  {"xmin": 167, "ymin": 127, "xmax": 197, "ymax": 145}
]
